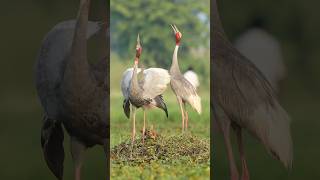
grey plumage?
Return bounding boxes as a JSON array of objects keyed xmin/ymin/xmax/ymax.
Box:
[
  {"xmin": 121, "ymin": 68, "xmax": 170, "ymax": 118},
  {"xmin": 212, "ymin": 0, "xmax": 292, "ymax": 179},
  {"xmin": 169, "ymin": 24, "xmax": 201, "ymax": 131},
  {"xmin": 120, "ymin": 35, "xmax": 170, "ymax": 146},
  {"xmin": 35, "ymin": 20, "xmax": 102, "ymax": 120},
  {"xmin": 35, "ymin": 0, "xmax": 109, "ymax": 179}
]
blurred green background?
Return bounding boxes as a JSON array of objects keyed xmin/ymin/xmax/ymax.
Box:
[{"xmin": 214, "ymin": 0, "xmax": 320, "ymax": 179}]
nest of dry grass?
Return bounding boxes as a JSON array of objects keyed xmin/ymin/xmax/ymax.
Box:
[{"xmin": 111, "ymin": 133, "xmax": 209, "ymax": 165}]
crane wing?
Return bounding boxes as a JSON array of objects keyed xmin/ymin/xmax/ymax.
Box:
[
  {"xmin": 120, "ymin": 68, "xmax": 142, "ymax": 99},
  {"xmin": 35, "ymin": 20, "xmax": 101, "ymax": 118},
  {"xmin": 141, "ymin": 68, "xmax": 171, "ymax": 99},
  {"xmin": 184, "ymin": 70, "xmax": 200, "ymax": 89},
  {"xmin": 171, "ymin": 75, "xmax": 201, "ymax": 114}
]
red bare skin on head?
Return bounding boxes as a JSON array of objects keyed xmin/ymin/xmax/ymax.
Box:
[
  {"xmin": 175, "ymin": 32, "xmax": 182, "ymax": 45},
  {"xmin": 135, "ymin": 47, "xmax": 142, "ymax": 64}
]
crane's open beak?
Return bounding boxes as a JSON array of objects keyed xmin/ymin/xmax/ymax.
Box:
[
  {"xmin": 136, "ymin": 33, "xmax": 142, "ymax": 52},
  {"xmin": 170, "ymin": 24, "xmax": 177, "ymax": 33},
  {"xmin": 137, "ymin": 34, "xmax": 141, "ymax": 47},
  {"xmin": 170, "ymin": 24, "xmax": 180, "ymax": 34}
]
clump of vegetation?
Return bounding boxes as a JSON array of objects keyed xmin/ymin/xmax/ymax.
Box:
[{"xmin": 111, "ymin": 132, "xmax": 209, "ymax": 166}]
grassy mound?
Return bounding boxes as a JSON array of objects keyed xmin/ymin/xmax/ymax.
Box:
[{"xmin": 111, "ymin": 133, "xmax": 210, "ymax": 165}]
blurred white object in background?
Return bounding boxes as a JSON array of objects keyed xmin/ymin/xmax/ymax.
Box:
[
  {"xmin": 234, "ymin": 23, "xmax": 286, "ymax": 92},
  {"xmin": 184, "ymin": 67, "xmax": 200, "ymax": 90}
]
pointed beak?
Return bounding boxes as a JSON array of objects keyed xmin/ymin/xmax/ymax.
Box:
[
  {"xmin": 170, "ymin": 24, "xmax": 177, "ymax": 33},
  {"xmin": 137, "ymin": 33, "xmax": 141, "ymax": 46},
  {"xmin": 173, "ymin": 24, "xmax": 180, "ymax": 33}
]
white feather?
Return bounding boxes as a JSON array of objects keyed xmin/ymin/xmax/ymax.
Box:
[
  {"xmin": 142, "ymin": 68, "xmax": 171, "ymax": 99},
  {"xmin": 234, "ymin": 28, "xmax": 286, "ymax": 91},
  {"xmin": 187, "ymin": 94, "xmax": 202, "ymax": 114},
  {"xmin": 121, "ymin": 68, "xmax": 170, "ymax": 100},
  {"xmin": 184, "ymin": 70, "xmax": 200, "ymax": 89}
]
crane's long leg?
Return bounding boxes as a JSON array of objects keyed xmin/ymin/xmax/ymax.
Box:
[
  {"xmin": 235, "ymin": 126, "xmax": 249, "ymax": 180},
  {"xmin": 71, "ymin": 137, "xmax": 86, "ymax": 180},
  {"xmin": 142, "ymin": 110, "xmax": 146, "ymax": 144},
  {"xmin": 183, "ymin": 102, "xmax": 189, "ymax": 130},
  {"xmin": 131, "ymin": 106, "xmax": 136, "ymax": 157},
  {"xmin": 177, "ymin": 97, "xmax": 185, "ymax": 132},
  {"xmin": 222, "ymin": 124, "xmax": 239, "ymax": 180}
]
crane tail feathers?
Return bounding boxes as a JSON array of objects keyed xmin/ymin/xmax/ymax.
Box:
[
  {"xmin": 247, "ymin": 102, "xmax": 293, "ymax": 169},
  {"xmin": 155, "ymin": 95, "xmax": 169, "ymax": 118},
  {"xmin": 41, "ymin": 116, "xmax": 64, "ymax": 180},
  {"xmin": 123, "ymin": 99, "xmax": 130, "ymax": 119},
  {"xmin": 188, "ymin": 94, "xmax": 202, "ymax": 114}
]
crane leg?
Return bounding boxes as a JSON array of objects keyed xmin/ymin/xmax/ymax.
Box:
[
  {"xmin": 183, "ymin": 103, "xmax": 188, "ymax": 130},
  {"xmin": 131, "ymin": 107, "xmax": 136, "ymax": 157},
  {"xmin": 222, "ymin": 124, "xmax": 239, "ymax": 180},
  {"xmin": 178, "ymin": 97, "xmax": 185, "ymax": 132},
  {"xmin": 71, "ymin": 137, "xmax": 86, "ymax": 180},
  {"xmin": 235, "ymin": 126, "xmax": 249, "ymax": 180},
  {"xmin": 142, "ymin": 110, "xmax": 146, "ymax": 144}
]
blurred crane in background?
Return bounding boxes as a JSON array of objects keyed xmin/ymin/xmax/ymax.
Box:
[
  {"xmin": 35, "ymin": 0, "xmax": 109, "ymax": 179},
  {"xmin": 184, "ymin": 66, "xmax": 200, "ymax": 90},
  {"xmin": 212, "ymin": 0, "xmax": 293, "ymax": 180},
  {"xmin": 169, "ymin": 24, "xmax": 202, "ymax": 131},
  {"xmin": 121, "ymin": 34, "xmax": 170, "ymax": 146},
  {"xmin": 234, "ymin": 17, "xmax": 286, "ymax": 92}
]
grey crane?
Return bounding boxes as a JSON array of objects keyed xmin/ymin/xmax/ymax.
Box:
[
  {"xmin": 169, "ymin": 24, "xmax": 201, "ymax": 131},
  {"xmin": 212, "ymin": 0, "xmax": 293, "ymax": 180},
  {"xmin": 121, "ymin": 34, "xmax": 170, "ymax": 145},
  {"xmin": 35, "ymin": 0, "xmax": 109, "ymax": 179}
]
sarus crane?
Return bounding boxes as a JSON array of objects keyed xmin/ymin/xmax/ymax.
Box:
[
  {"xmin": 35, "ymin": 0, "xmax": 109, "ymax": 179},
  {"xmin": 184, "ymin": 66, "xmax": 200, "ymax": 90},
  {"xmin": 234, "ymin": 17, "xmax": 286, "ymax": 92},
  {"xmin": 121, "ymin": 34, "xmax": 170, "ymax": 145},
  {"xmin": 212, "ymin": 0, "xmax": 293, "ymax": 180},
  {"xmin": 169, "ymin": 24, "xmax": 201, "ymax": 131}
]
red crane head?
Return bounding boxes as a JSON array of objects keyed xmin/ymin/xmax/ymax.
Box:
[
  {"xmin": 135, "ymin": 34, "xmax": 142, "ymax": 64},
  {"xmin": 170, "ymin": 24, "xmax": 182, "ymax": 45}
]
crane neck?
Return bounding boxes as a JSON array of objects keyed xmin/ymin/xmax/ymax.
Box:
[
  {"xmin": 170, "ymin": 45, "xmax": 181, "ymax": 75},
  {"xmin": 212, "ymin": 0, "xmax": 225, "ymax": 35},
  {"xmin": 64, "ymin": 0, "xmax": 93, "ymax": 91},
  {"xmin": 131, "ymin": 57, "xmax": 140, "ymax": 91}
]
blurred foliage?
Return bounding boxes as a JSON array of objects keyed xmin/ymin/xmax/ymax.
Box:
[{"xmin": 110, "ymin": 0, "xmax": 209, "ymax": 67}]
